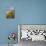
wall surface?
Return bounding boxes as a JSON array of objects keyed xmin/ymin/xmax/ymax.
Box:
[
  {"xmin": 16, "ymin": 0, "xmax": 46, "ymax": 24},
  {"xmin": 0, "ymin": 0, "xmax": 18, "ymax": 44},
  {"xmin": 0, "ymin": 0, "xmax": 46, "ymax": 45}
]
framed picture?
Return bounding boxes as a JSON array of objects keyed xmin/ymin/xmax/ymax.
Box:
[
  {"xmin": 18, "ymin": 24, "xmax": 46, "ymax": 42},
  {"xmin": 6, "ymin": 7, "xmax": 15, "ymax": 19}
]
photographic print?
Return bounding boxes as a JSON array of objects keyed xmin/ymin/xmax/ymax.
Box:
[
  {"xmin": 6, "ymin": 7, "xmax": 15, "ymax": 19},
  {"xmin": 18, "ymin": 24, "xmax": 46, "ymax": 46}
]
